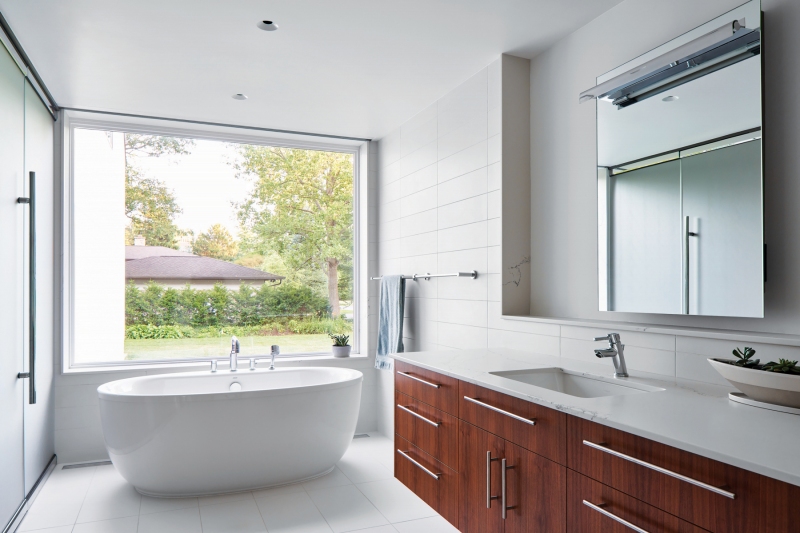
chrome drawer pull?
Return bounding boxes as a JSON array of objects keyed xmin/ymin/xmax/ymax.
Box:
[
  {"xmin": 397, "ymin": 450, "xmax": 440, "ymax": 480},
  {"xmin": 463, "ymin": 396, "xmax": 536, "ymax": 426},
  {"xmin": 397, "ymin": 404, "xmax": 440, "ymax": 427},
  {"xmin": 583, "ymin": 500, "xmax": 649, "ymax": 533},
  {"xmin": 582, "ymin": 440, "xmax": 736, "ymax": 499},
  {"xmin": 398, "ymin": 371, "xmax": 440, "ymax": 388}
]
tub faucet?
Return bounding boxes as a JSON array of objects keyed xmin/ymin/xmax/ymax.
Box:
[
  {"xmin": 230, "ymin": 336, "xmax": 240, "ymax": 372},
  {"xmin": 270, "ymin": 345, "xmax": 280, "ymax": 370},
  {"xmin": 593, "ymin": 333, "xmax": 628, "ymax": 378}
]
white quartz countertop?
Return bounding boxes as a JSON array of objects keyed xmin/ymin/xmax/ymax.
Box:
[{"xmin": 391, "ymin": 348, "xmax": 800, "ymax": 488}]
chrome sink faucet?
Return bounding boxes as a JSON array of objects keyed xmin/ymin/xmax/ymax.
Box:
[
  {"xmin": 269, "ymin": 345, "xmax": 279, "ymax": 370},
  {"xmin": 593, "ymin": 333, "xmax": 628, "ymax": 378},
  {"xmin": 230, "ymin": 336, "xmax": 240, "ymax": 371}
]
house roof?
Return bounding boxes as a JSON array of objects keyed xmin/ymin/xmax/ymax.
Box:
[
  {"xmin": 125, "ymin": 245, "xmax": 196, "ymax": 261},
  {"xmin": 125, "ymin": 255, "xmax": 284, "ymax": 282}
]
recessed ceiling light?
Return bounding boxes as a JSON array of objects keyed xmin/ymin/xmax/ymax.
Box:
[
  {"xmin": 662, "ymin": 95, "xmax": 679, "ymax": 102},
  {"xmin": 257, "ymin": 20, "xmax": 278, "ymax": 31},
  {"xmin": 232, "ymin": 93, "xmax": 248, "ymax": 100}
]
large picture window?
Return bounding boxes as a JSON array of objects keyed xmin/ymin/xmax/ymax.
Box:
[{"xmin": 68, "ymin": 125, "xmax": 358, "ymax": 366}]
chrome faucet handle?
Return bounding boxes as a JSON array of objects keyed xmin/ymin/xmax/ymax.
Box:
[
  {"xmin": 270, "ymin": 345, "xmax": 280, "ymax": 370},
  {"xmin": 211, "ymin": 359, "xmax": 217, "ymax": 373},
  {"xmin": 249, "ymin": 358, "xmax": 256, "ymax": 371},
  {"xmin": 593, "ymin": 333, "xmax": 620, "ymax": 345}
]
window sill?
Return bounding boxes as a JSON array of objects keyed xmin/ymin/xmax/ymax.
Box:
[{"xmin": 62, "ymin": 352, "xmax": 369, "ymax": 375}]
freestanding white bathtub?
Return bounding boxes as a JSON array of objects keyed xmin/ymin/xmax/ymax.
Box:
[{"xmin": 97, "ymin": 366, "xmax": 362, "ymax": 497}]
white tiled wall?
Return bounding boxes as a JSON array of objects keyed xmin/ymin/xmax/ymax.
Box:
[{"xmin": 373, "ymin": 54, "xmax": 800, "ymax": 438}]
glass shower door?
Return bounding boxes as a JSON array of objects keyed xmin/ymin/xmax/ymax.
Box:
[{"xmin": 0, "ymin": 41, "xmax": 26, "ymax": 529}]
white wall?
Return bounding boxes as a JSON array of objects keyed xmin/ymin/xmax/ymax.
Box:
[
  {"xmin": 374, "ymin": 0, "xmax": 800, "ymax": 439},
  {"xmin": 72, "ymin": 129, "xmax": 126, "ymax": 364}
]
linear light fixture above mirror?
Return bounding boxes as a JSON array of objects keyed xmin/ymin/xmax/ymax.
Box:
[{"xmin": 579, "ymin": 18, "xmax": 760, "ymax": 109}]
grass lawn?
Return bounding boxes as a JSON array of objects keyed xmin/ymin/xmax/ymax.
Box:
[{"xmin": 124, "ymin": 334, "xmax": 335, "ymax": 360}]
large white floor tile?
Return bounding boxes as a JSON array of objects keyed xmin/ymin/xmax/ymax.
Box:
[
  {"xmin": 306, "ymin": 485, "xmax": 389, "ymax": 533},
  {"xmin": 255, "ymin": 491, "xmax": 332, "ymax": 533},
  {"xmin": 76, "ymin": 466, "xmax": 141, "ymax": 523},
  {"xmin": 301, "ymin": 466, "xmax": 352, "ymax": 491},
  {"xmin": 348, "ymin": 527, "xmax": 397, "ymax": 533},
  {"xmin": 73, "ymin": 516, "xmax": 138, "ymax": 533},
  {"xmin": 198, "ymin": 491, "xmax": 254, "ymax": 507},
  {"xmin": 139, "ymin": 496, "xmax": 198, "ymax": 515},
  {"xmin": 17, "ymin": 526, "xmax": 73, "ymax": 533},
  {"xmin": 393, "ymin": 516, "xmax": 459, "ymax": 533},
  {"xmin": 137, "ymin": 507, "xmax": 202, "ymax": 533},
  {"xmin": 199, "ymin": 499, "xmax": 266, "ymax": 533},
  {"xmin": 20, "ymin": 468, "xmax": 96, "ymax": 531},
  {"xmin": 337, "ymin": 455, "xmax": 393, "ymax": 485},
  {"xmin": 356, "ymin": 479, "xmax": 436, "ymax": 523},
  {"xmin": 251, "ymin": 482, "xmax": 305, "ymax": 500}
]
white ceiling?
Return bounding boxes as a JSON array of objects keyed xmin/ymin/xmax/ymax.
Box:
[{"xmin": 0, "ymin": 0, "xmax": 623, "ymax": 139}]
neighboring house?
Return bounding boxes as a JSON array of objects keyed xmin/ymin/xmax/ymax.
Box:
[{"xmin": 125, "ymin": 245, "xmax": 283, "ymax": 289}]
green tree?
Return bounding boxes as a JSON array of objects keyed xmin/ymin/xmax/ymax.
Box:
[
  {"xmin": 235, "ymin": 147, "xmax": 353, "ymax": 317},
  {"xmin": 124, "ymin": 134, "xmax": 194, "ymax": 248},
  {"xmin": 193, "ymin": 224, "xmax": 238, "ymax": 261}
]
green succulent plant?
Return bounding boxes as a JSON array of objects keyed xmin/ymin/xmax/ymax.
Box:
[
  {"xmin": 761, "ymin": 358, "xmax": 800, "ymax": 374},
  {"xmin": 731, "ymin": 347, "xmax": 760, "ymax": 368},
  {"xmin": 329, "ymin": 333, "xmax": 350, "ymax": 347}
]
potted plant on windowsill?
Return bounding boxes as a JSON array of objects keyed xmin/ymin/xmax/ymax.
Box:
[{"xmin": 329, "ymin": 334, "xmax": 351, "ymax": 358}]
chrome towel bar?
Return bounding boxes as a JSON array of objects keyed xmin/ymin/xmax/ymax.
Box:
[{"xmin": 371, "ymin": 270, "xmax": 477, "ymax": 281}]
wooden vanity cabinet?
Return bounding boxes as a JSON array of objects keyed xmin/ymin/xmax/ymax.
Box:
[
  {"xmin": 394, "ymin": 362, "xmax": 800, "ymax": 533},
  {"xmin": 458, "ymin": 420, "xmax": 566, "ymax": 533}
]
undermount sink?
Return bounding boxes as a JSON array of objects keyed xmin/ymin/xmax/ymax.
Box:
[{"xmin": 489, "ymin": 368, "xmax": 664, "ymax": 398}]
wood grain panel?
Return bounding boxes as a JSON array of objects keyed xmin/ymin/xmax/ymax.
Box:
[
  {"xmin": 504, "ymin": 441, "xmax": 566, "ymax": 533},
  {"xmin": 458, "ymin": 421, "xmax": 504, "ymax": 533},
  {"xmin": 395, "ymin": 361, "xmax": 459, "ymax": 415},
  {"xmin": 568, "ymin": 415, "xmax": 761, "ymax": 532},
  {"xmin": 395, "ymin": 391, "xmax": 459, "ymax": 470},
  {"xmin": 568, "ymin": 469, "xmax": 710, "ymax": 533},
  {"xmin": 395, "ymin": 435, "xmax": 458, "ymax": 528},
  {"xmin": 459, "ymin": 380, "xmax": 566, "ymax": 464}
]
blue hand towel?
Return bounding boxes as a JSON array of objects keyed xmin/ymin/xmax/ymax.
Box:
[{"xmin": 376, "ymin": 275, "xmax": 405, "ymax": 370}]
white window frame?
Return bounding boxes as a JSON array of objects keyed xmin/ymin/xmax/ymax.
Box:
[{"xmin": 61, "ymin": 112, "xmax": 364, "ymax": 372}]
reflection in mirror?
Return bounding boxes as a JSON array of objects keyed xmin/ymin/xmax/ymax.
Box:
[{"xmin": 586, "ymin": 0, "xmax": 763, "ymax": 318}]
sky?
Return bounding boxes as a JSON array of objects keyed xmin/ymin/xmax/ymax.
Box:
[{"xmin": 130, "ymin": 138, "xmax": 252, "ymax": 238}]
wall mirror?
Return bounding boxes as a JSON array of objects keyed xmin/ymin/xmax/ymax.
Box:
[{"xmin": 580, "ymin": 0, "xmax": 763, "ymax": 318}]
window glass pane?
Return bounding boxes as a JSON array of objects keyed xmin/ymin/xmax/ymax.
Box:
[{"xmin": 71, "ymin": 129, "xmax": 355, "ymax": 365}]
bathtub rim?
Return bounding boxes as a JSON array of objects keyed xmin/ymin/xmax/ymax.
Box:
[{"xmin": 97, "ymin": 366, "xmax": 363, "ymax": 404}]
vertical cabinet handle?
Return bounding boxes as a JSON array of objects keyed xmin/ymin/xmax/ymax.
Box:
[
  {"xmin": 501, "ymin": 458, "xmax": 514, "ymax": 519},
  {"xmin": 16, "ymin": 171, "xmax": 36, "ymax": 404},
  {"xmin": 486, "ymin": 451, "xmax": 498, "ymax": 508}
]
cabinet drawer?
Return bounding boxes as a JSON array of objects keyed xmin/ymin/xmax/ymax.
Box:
[
  {"xmin": 568, "ymin": 469, "xmax": 709, "ymax": 533},
  {"xmin": 395, "ymin": 361, "xmax": 459, "ymax": 415},
  {"xmin": 459, "ymin": 381, "xmax": 566, "ymax": 464},
  {"xmin": 568, "ymin": 416, "xmax": 760, "ymax": 532},
  {"xmin": 395, "ymin": 435, "xmax": 458, "ymax": 528},
  {"xmin": 395, "ymin": 391, "xmax": 458, "ymax": 470}
]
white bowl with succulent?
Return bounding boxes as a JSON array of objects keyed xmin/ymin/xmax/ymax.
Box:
[
  {"xmin": 329, "ymin": 333, "xmax": 352, "ymax": 358},
  {"xmin": 708, "ymin": 347, "xmax": 800, "ymax": 408}
]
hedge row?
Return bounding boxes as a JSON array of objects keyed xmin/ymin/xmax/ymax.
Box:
[
  {"xmin": 125, "ymin": 281, "xmax": 330, "ymax": 328},
  {"xmin": 125, "ymin": 318, "xmax": 352, "ymax": 340}
]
